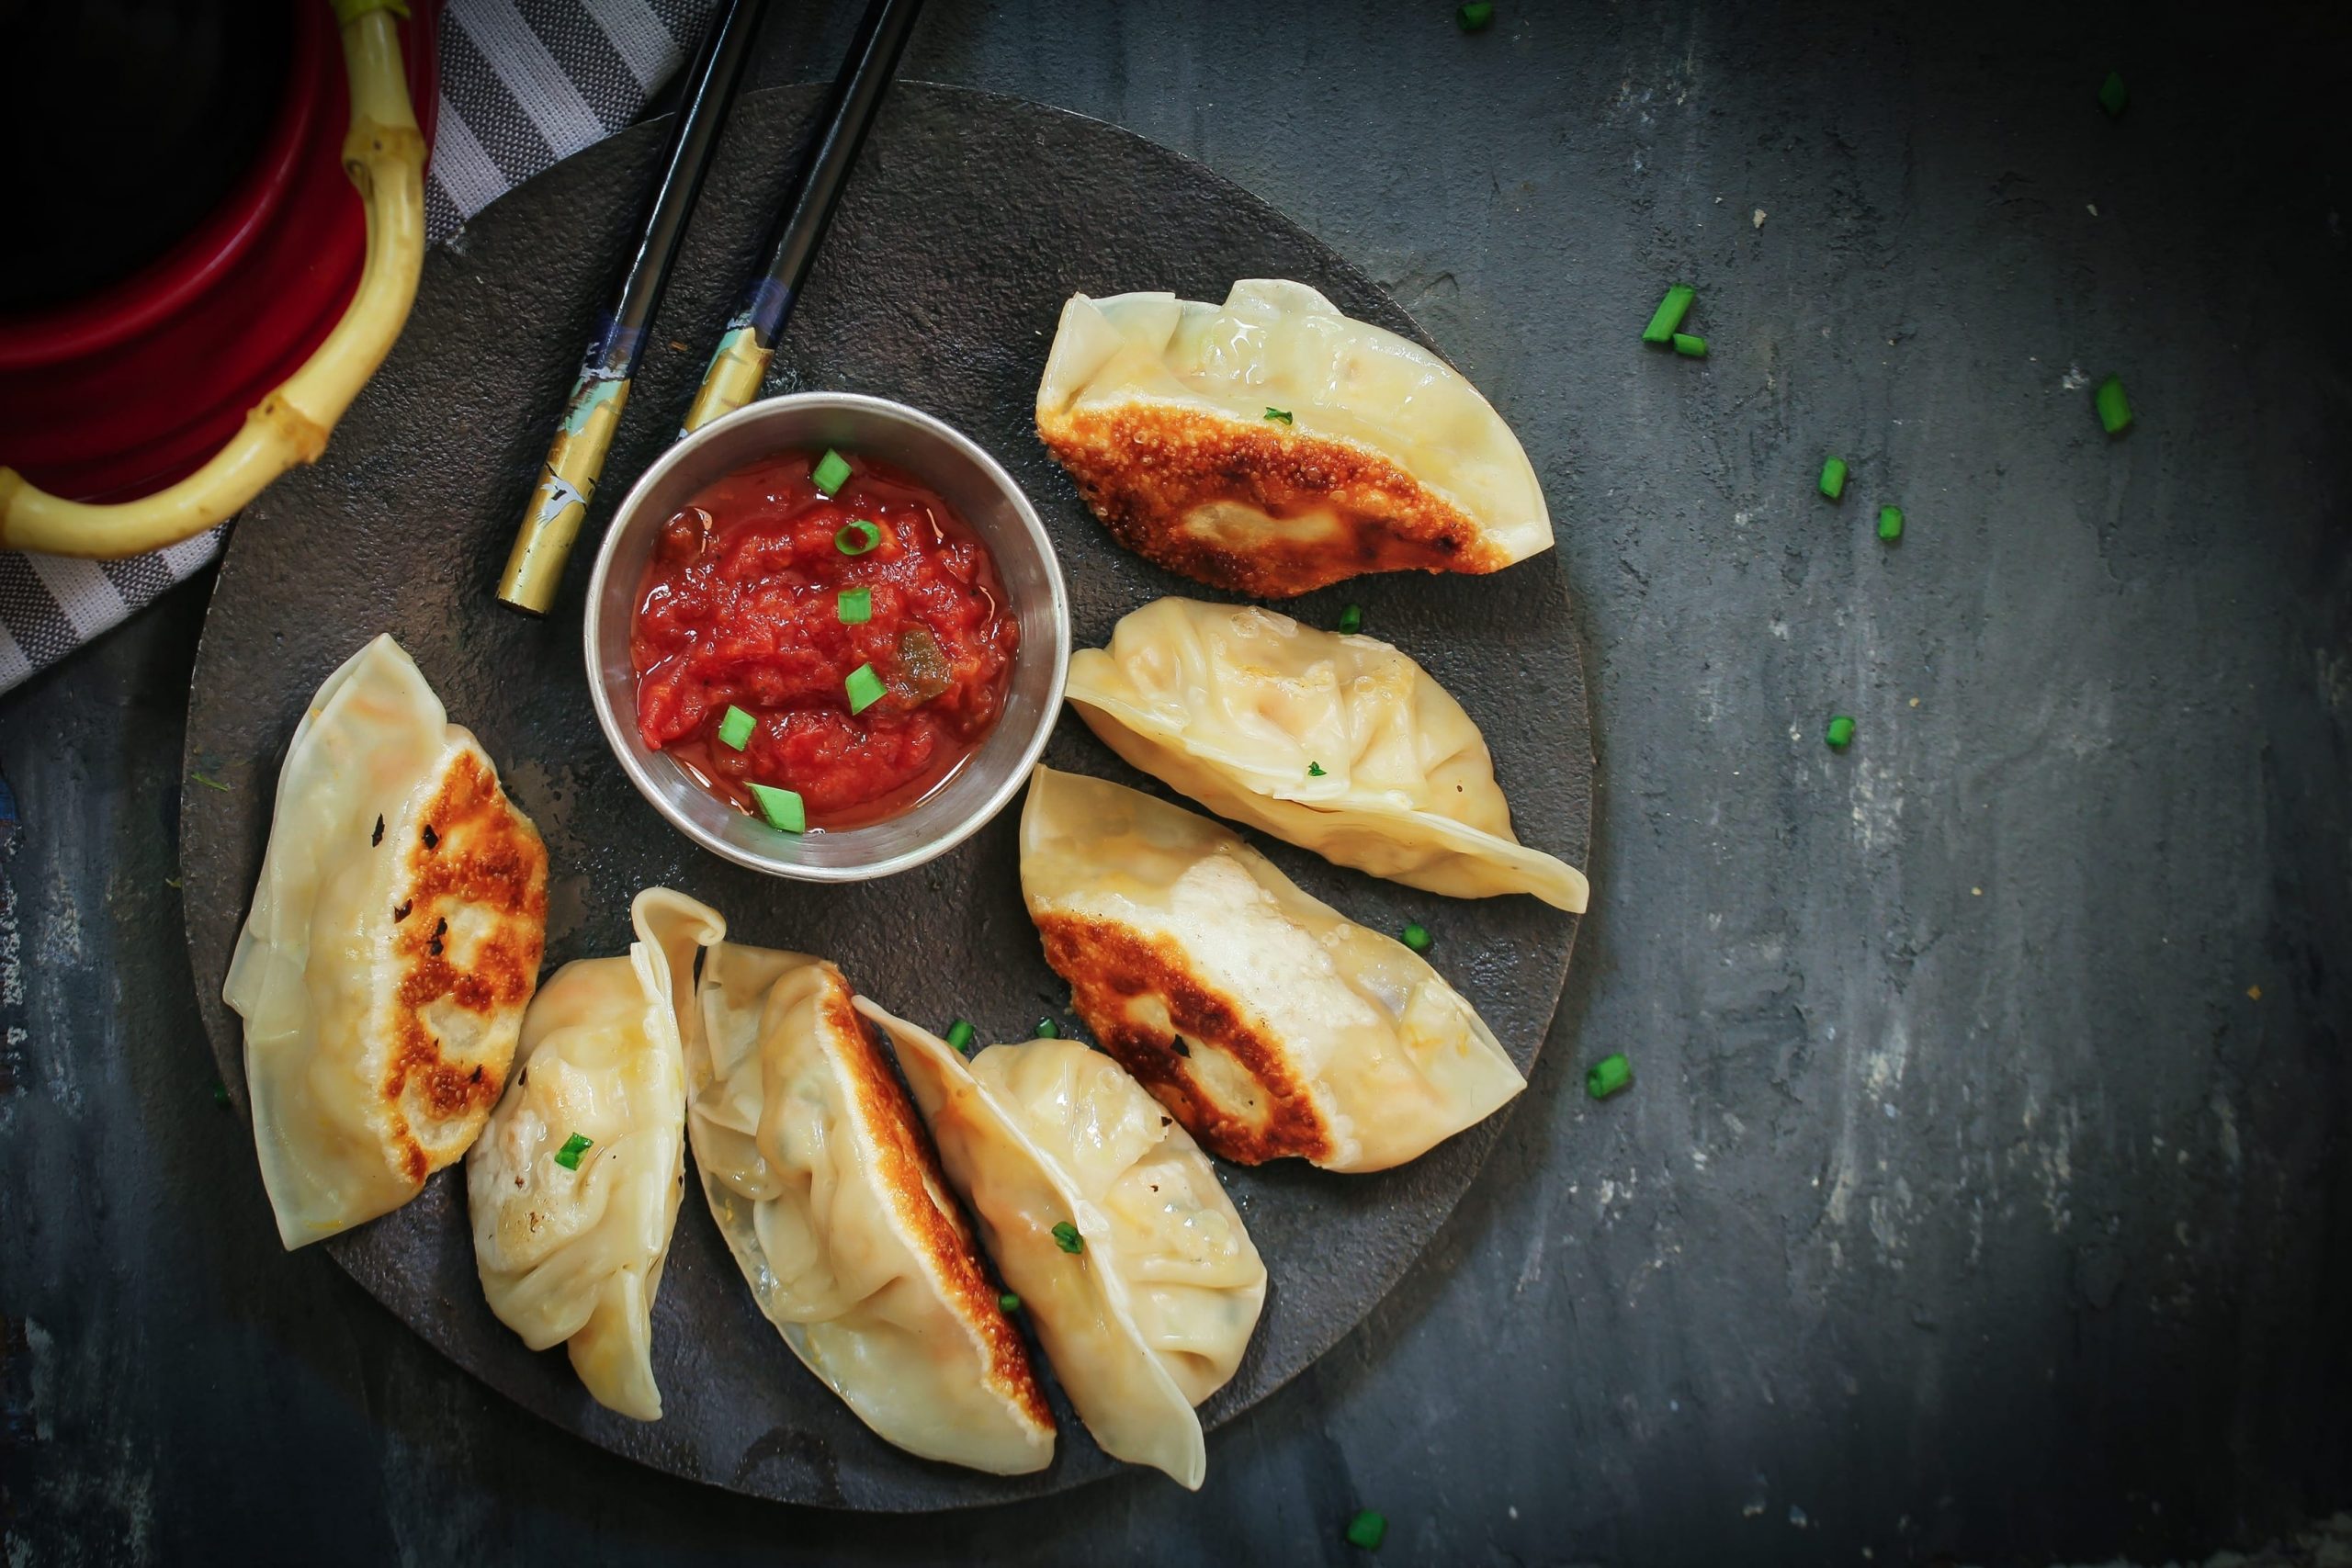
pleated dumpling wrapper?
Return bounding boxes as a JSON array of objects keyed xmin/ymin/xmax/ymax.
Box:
[
  {"xmin": 1035, "ymin": 279, "xmax": 1551, "ymax": 598},
  {"xmin": 1067, "ymin": 597, "xmax": 1588, "ymax": 912},
  {"xmin": 222, "ymin": 633, "xmax": 548, "ymax": 1250},
  {"xmin": 862, "ymin": 999, "xmax": 1267, "ymax": 1491},
  {"xmin": 1020, "ymin": 767, "xmax": 1525, "ymax": 1172},
  {"xmin": 685, "ymin": 942, "xmax": 1056, "ymax": 1474},
  {"xmin": 467, "ymin": 887, "xmax": 724, "ymax": 1422}
]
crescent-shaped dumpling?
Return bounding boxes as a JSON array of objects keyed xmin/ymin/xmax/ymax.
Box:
[
  {"xmin": 1066, "ymin": 597, "xmax": 1588, "ymax": 911},
  {"xmin": 1035, "ymin": 279, "xmax": 1551, "ymax": 597}
]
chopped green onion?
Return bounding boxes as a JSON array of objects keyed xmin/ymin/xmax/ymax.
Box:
[
  {"xmin": 835, "ymin": 519, "xmax": 881, "ymax": 556},
  {"xmin": 717, "ymin": 705, "xmax": 756, "ymax": 750},
  {"xmin": 1401, "ymin": 922, "xmax": 1432, "ymax": 953},
  {"xmin": 1671, "ymin": 332, "xmax": 1708, "ymax": 358},
  {"xmin": 1819, "ymin": 457, "xmax": 1849, "ymax": 500},
  {"xmin": 1345, "ymin": 1509, "xmax": 1389, "ymax": 1549},
  {"xmin": 1035, "ymin": 1017, "xmax": 1059, "ymax": 1039},
  {"xmin": 1052, "ymin": 1221, "xmax": 1085, "ymax": 1254},
  {"xmin": 1264, "ymin": 406, "xmax": 1294, "ymax": 424},
  {"xmin": 1000, "ymin": 1292, "xmax": 1021, "ymax": 1314},
  {"xmin": 836, "ymin": 586, "xmax": 873, "ymax": 624},
  {"xmin": 845, "ymin": 662, "xmax": 887, "ymax": 715},
  {"xmin": 1825, "ymin": 714, "xmax": 1857, "ymax": 750},
  {"xmin": 945, "ymin": 1019, "xmax": 976, "ymax": 1054},
  {"xmin": 1585, "ymin": 1053, "xmax": 1633, "ymax": 1100},
  {"xmin": 1642, "ymin": 284, "xmax": 1695, "ymax": 345},
  {"xmin": 554, "ymin": 1132, "xmax": 594, "ymax": 1169},
  {"xmin": 1336, "ymin": 604, "xmax": 1363, "ymax": 635},
  {"xmin": 2098, "ymin": 70, "xmax": 2127, "ymax": 118},
  {"xmin": 1456, "ymin": 2, "xmax": 1494, "ymax": 29},
  {"xmin": 748, "ymin": 782, "xmax": 807, "ymax": 833},
  {"xmin": 191, "ymin": 772, "xmax": 231, "ymax": 792},
  {"xmin": 1307, "ymin": 761, "xmax": 1327, "ymax": 778},
  {"xmin": 2095, "ymin": 375, "xmax": 2132, "ymax": 434},
  {"xmin": 210, "ymin": 1079, "xmax": 230, "ymax": 1108},
  {"xmin": 1876, "ymin": 505, "xmax": 1905, "ymax": 542},
  {"xmin": 811, "ymin": 448, "xmax": 853, "ymax": 496}
]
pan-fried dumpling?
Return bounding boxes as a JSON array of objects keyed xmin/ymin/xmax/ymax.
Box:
[
  {"xmin": 685, "ymin": 942, "xmax": 1055, "ymax": 1473},
  {"xmin": 223, "ymin": 633, "xmax": 548, "ymax": 1250},
  {"xmin": 1035, "ymin": 279, "xmax": 1551, "ymax": 597},
  {"xmin": 467, "ymin": 887, "xmax": 722, "ymax": 1422},
  {"xmin": 1067, "ymin": 597, "xmax": 1588, "ymax": 912},
  {"xmin": 1020, "ymin": 767, "xmax": 1524, "ymax": 1172},
  {"xmin": 862, "ymin": 999, "xmax": 1266, "ymax": 1490}
]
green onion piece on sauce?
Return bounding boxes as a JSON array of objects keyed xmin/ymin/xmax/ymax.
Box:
[
  {"xmin": 1825, "ymin": 714, "xmax": 1857, "ymax": 750},
  {"xmin": 1642, "ymin": 284, "xmax": 1695, "ymax": 344},
  {"xmin": 554, "ymin": 1132, "xmax": 594, "ymax": 1169},
  {"xmin": 1000, "ymin": 1292, "xmax": 1021, "ymax": 1314},
  {"xmin": 1052, "ymin": 1221, "xmax": 1085, "ymax": 1254},
  {"xmin": 945, "ymin": 1019, "xmax": 976, "ymax": 1054},
  {"xmin": 835, "ymin": 519, "xmax": 881, "ymax": 556},
  {"xmin": 1876, "ymin": 505, "xmax": 1905, "ymax": 542},
  {"xmin": 1401, "ymin": 922, "xmax": 1432, "ymax": 953},
  {"xmin": 811, "ymin": 448, "xmax": 853, "ymax": 496},
  {"xmin": 837, "ymin": 586, "xmax": 873, "ymax": 624},
  {"xmin": 2095, "ymin": 375, "xmax": 2132, "ymax": 434},
  {"xmin": 1819, "ymin": 457, "xmax": 1849, "ymax": 500},
  {"xmin": 1264, "ymin": 406, "xmax": 1294, "ymax": 423},
  {"xmin": 1671, "ymin": 332, "xmax": 1708, "ymax": 358},
  {"xmin": 1585, "ymin": 1053, "xmax": 1633, "ymax": 1100},
  {"xmin": 1337, "ymin": 604, "xmax": 1363, "ymax": 635},
  {"xmin": 717, "ymin": 705, "xmax": 756, "ymax": 750},
  {"xmin": 1345, "ymin": 1509, "xmax": 1389, "ymax": 1550},
  {"xmin": 844, "ymin": 662, "xmax": 887, "ymax": 715},
  {"xmin": 1307, "ymin": 761, "xmax": 1327, "ymax": 777},
  {"xmin": 748, "ymin": 783, "xmax": 807, "ymax": 833},
  {"xmin": 1035, "ymin": 1017, "xmax": 1059, "ymax": 1039},
  {"xmin": 2098, "ymin": 70, "xmax": 2128, "ymax": 118},
  {"xmin": 1457, "ymin": 2, "xmax": 1494, "ymax": 32}
]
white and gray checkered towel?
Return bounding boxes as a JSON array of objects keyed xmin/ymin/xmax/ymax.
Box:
[{"xmin": 0, "ymin": 0, "xmax": 717, "ymax": 695}]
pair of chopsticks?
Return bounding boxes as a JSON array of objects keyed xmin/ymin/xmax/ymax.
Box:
[{"xmin": 496, "ymin": 0, "xmax": 927, "ymax": 615}]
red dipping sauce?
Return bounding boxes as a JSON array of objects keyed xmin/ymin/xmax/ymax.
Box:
[{"xmin": 632, "ymin": 450, "xmax": 1019, "ymax": 829}]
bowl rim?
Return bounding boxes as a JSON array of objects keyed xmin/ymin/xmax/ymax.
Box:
[{"xmin": 580, "ymin": 389, "xmax": 1070, "ymax": 882}]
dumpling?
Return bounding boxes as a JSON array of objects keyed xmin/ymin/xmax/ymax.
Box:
[
  {"xmin": 1035, "ymin": 279, "xmax": 1551, "ymax": 597},
  {"xmin": 223, "ymin": 632, "xmax": 548, "ymax": 1250},
  {"xmin": 1020, "ymin": 767, "xmax": 1524, "ymax": 1172},
  {"xmin": 1066, "ymin": 597, "xmax": 1588, "ymax": 912},
  {"xmin": 685, "ymin": 942, "xmax": 1055, "ymax": 1473},
  {"xmin": 467, "ymin": 887, "xmax": 722, "ymax": 1421},
  {"xmin": 861, "ymin": 998, "xmax": 1266, "ymax": 1490}
]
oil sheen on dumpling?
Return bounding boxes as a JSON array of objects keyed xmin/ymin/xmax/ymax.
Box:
[
  {"xmin": 686, "ymin": 942, "xmax": 1055, "ymax": 1474},
  {"xmin": 862, "ymin": 1000, "xmax": 1266, "ymax": 1491},
  {"xmin": 1035, "ymin": 279, "xmax": 1551, "ymax": 597},
  {"xmin": 1020, "ymin": 767, "xmax": 1525, "ymax": 1173},
  {"xmin": 1067, "ymin": 598, "xmax": 1588, "ymax": 912},
  {"xmin": 467, "ymin": 887, "xmax": 723, "ymax": 1422},
  {"xmin": 223, "ymin": 633, "xmax": 548, "ymax": 1250}
]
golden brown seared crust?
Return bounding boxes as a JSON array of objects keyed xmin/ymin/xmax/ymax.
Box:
[
  {"xmin": 386, "ymin": 750, "xmax": 548, "ymax": 1183},
  {"xmin": 1031, "ymin": 913, "xmax": 1333, "ymax": 1165},
  {"xmin": 1036, "ymin": 402, "xmax": 1515, "ymax": 599},
  {"xmin": 830, "ymin": 977, "xmax": 1055, "ymax": 1437}
]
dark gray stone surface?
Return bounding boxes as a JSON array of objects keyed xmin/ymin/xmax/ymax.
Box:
[{"xmin": 5, "ymin": 0, "xmax": 2350, "ymax": 1562}]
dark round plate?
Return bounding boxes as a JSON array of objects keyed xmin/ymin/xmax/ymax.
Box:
[{"xmin": 179, "ymin": 84, "xmax": 1591, "ymax": 1511}]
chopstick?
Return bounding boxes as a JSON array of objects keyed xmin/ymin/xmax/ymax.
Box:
[
  {"xmin": 496, "ymin": 0, "xmax": 771, "ymax": 615},
  {"xmin": 681, "ymin": 0, "xmax": 928, "ymax": 434}
]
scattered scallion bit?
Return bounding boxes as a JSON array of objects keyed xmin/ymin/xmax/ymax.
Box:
[
  {"xmin": 1456, "ymin": 2, "xmax": 1494, "ymax": 30},
  {"xmin": 1307, "ymin": 761, "xmax": 1328, "ymax": 778},
  {"xmin": 2095, "ymin": 375, "xmax": 2132, "ymax": 434},
  {"xmin": 1336, "ymin": 604, "xmax": 1363, "ymax": 635},
  {"xmin": 1641, "ymin": 284, "xmax": 1695, "ymax": 345},
  {"xmin": 1671, "ymin": 332, "xmax": 1708, "ymax": 358},
  {"xmin": 1401, "ymin": 922, "xmax": 1432, "ymax": 953},
  {"xmin": 748, "ymin": 782, "xmax": 807, "ymax": 833},
  {"xmin": 811, "ymin": 448, "xmax": 853, "ymax": 496},
  {"xmin": 165, "ymin": 876, "xmax": 184, "ymax": 889},
  {"xmin": 554, "ymin": 1132, "xmax": 594, "ymax": 1169},
  {"xmin": 844, "ymin": 662, "xmax": 887, "ymax": 715},
  {"xmin": 2098, "ymin": 70, "xmax": 2127, "ymax": 118},
  {"xmin": 834, "ymin": 519, "xmax": 881, "ymax": 556},
  {"xmin": 1876, "ymin": 505, "xmax": 1905, "ymax": 542},
  {"xmin": 717, "ymin": 705, "xmax": 756, "ymax": 750},
  {"xmin": 1585, "ymin": 1053, "xmax": 1633, "ymax": 1100},
  {"xmin": 1264, "ymin": 406, "xmax": 1294, "ymax": 423},
  {"xmin": 1345, "ymin": 1509, "xmax": 1389, "ymax": 1550},
  {"xmin": 191, "ymin": 773, "xmax": 231, "ymax": 792},
  {"xmin": 837, "ymin": 586, "xmax": 874, "ymax": 624},
  {"xmin": 210, "ymin": 1079, "xmax": 230, "ymax": 1108},
  {"xmin": 945, "ymin": 1019, "xmax": 976, "ymax": 1054},
  {"xmin": 1819, "ymin": 457, "xmax": 1849, "ymax": 500},
  {"xmin": 1000, "ymin": 1292, "xmax": 1021, "ymax": 1314},
  {"xmin": 1035, "ymin": 1017, "xmax": 1059, "ymax": 1039},
  {"xmin": 1052, "ymin": 1221, "xmax": 1085, "ymax": 1254},
  {"xmin": 1825, "ymin": 714, "xmax": 1857, "ymax": 750}
]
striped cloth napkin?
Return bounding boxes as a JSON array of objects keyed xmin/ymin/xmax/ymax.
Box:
[{"xmin": 0, "ymin": 0, "xmax": 717, "ymax": 695}]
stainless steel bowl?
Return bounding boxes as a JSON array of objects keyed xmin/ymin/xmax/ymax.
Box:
[{"xmin": 582, "ymin": 392, "xmax": 1070, "ymax": 882}]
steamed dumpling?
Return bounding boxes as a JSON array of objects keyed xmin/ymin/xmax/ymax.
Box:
[
  {"xmin": 223, "ymin": 632, "xmax": 548, "ymax": 1249},
  {"xmin": 1067, "ymin": 597, "xmax": 1588, "ymax": 911},
  {"xmin": 467, "ymin": 887, "xmax": 722, "ymax": 1422},
  {"xmin": 686, "ymin": 942, "xmax": 1055, "ymax": 1473},
  {"xmin": 863, "ymin": 1000, "xmax": 1266, "ymax": 1490},
  {"xmin": 1035, "ymin": 279, "xmax": 1551, "ymax": 597},
  {"xmin": 1020, "ymin": 767, "xmax": 1524, "ymax": 1172}
]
